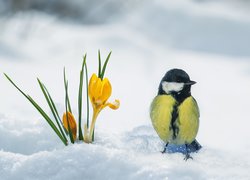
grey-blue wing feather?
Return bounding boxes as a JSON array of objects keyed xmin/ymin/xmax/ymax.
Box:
[{"xmin": 166, "ymin": 139, "xmax": 202, "ymax": 154}]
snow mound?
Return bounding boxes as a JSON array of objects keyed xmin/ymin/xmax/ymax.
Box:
[{"xmin": 0, "ymin": 123, "xmax": 249, "ymax": 180}]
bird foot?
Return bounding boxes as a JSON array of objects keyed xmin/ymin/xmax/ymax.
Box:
[
  {"xmin": 184, "ymin": 154, "xmax": 193, "ymax": 161},
  {"xmin": 161, "ymin": 148, "xmax": 167, "ymax": 154},
  {"xmin": 161, "ymin": 143, "xmax": 169, "ymax": 154}
]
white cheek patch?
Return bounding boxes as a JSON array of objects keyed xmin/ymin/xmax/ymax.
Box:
[{"xmin": 162, "ymin": 81, "xmax": 184, "ymax": 94}]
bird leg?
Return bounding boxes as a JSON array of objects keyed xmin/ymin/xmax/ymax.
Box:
[
  {"xmin": 161, "ymin": 142, "xmax": 169, "ymax": 153},
  {"xmin": 184, "ymin": 144, "xmax": 193, "ymax": 161}
]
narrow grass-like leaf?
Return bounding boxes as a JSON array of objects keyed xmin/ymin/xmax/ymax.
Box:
[
  {"xmin": 4, "ymin": 73, "xmax": 67, "ymax": 146},
  {"xmin": 100, "ymin": 51, "xmax": 112, "ymax": 79},
  {"xmin": 85, "ymin": 62, "xmax": 90, "ymax": 128},
  {"xmin": 4, "ymin": 73, "xmax": 29, "ymax": 99},
  {"xmin": 78, "ymin": 69, "xmax": 84, "ymax": 140},
  {"xmin": 64, "ymin": 70, "xmax": 74, "ymax": 143},
  {"xmin": 27, "ymin": 96, "xmax": 68, "ymax": 145},
  {"xmin": 78, "ymin": 54, "xmax": 87, "ymax": 140},
  {"xmin": 65, "ymin": 86, "xmax": 75, "ymax": 144},
  {"xmin": 37, "ymin": 78, "xmax": 68, "ymax": 143},
  {"xmin": 43, "ymin": 85, "xmax": 68, "ymax": 135},
  {"xmin": 98, "ymin": 50, "xmax": 102, "ymax": 78},
  {"xmin": 63, "ymin": 68, "xmax": 72, "ymax": 113}
]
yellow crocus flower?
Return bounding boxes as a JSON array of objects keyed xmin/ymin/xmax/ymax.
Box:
[
  {"xmin": 87, "ymin": 73, "xmax": 120, "ymax": 142},
  {"xmin": 62, "ymin": 112, "xmax": 77, "ymax": 141}
]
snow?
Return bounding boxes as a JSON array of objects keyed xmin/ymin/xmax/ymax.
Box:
[
  {"xmin": 1, "ymin": 0, "xmax": 250, "ymax": 179},
  {"xmin": 0, "ymin": 125, "xmax": 248, "ymax": 180},
  {"xmin": 1, "ymin": 126, "xmax": 250, "ymax": 179}
]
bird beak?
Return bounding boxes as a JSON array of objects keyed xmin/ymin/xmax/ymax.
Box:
[{"xmin": 185, "ymin": 80, "xmax": 196, "ymax": 85}]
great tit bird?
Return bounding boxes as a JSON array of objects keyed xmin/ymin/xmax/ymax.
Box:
[{"xmin": 150, "ymin": 69, "xmax": 201, "ymax": 160}]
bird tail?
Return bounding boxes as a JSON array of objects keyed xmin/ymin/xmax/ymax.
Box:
[{"xmin": 187, "ymin": 139, "xmax": 202, "ymax": 153}]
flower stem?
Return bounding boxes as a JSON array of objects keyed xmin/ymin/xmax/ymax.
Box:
[{"xmin": 89, "ymin": 109, "xmax": 99, "ymax": 142}]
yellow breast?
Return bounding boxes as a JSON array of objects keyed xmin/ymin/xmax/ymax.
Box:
[
  {"xmin": 150, "ymin": 95, "xmax": 200, "ymax": 145},
  {"xmin": 150, "ymin": 95, "xmax": 176, "ymax": 142},
  {"xmin": 173, "ymin": 96, "xmax": 200, "ymax": 144}
]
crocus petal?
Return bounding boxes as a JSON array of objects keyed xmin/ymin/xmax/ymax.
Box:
[
  {"xmin": 89, "ymin": 75, "xmax": 95, "ymax": 94},
  {"xmin": 89, "ymin": 73, "xmax": 98, "ymax": 102},
  {"xmin": 62, "ymin": 112, "xmax": 77, "ymax": 141},
  {"xmin": 100, "ymin": 78, "xmax": 112, "ymax": 103},
  {"xmin": 89, "ymin": 73, "xmax": 113, "ymax": 107},
  {"xmin": 106, "ymin": 99, "xmax": 120, "ymax": 110},
  {"xmin": 89, "ymin": 74, "xmax": 98, "ymax": 90},
  {"xmin": 94, "ymin": 77, "xmax": 102, "ymax": 101}
]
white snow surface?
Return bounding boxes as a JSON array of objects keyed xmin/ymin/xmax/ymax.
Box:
[{"xmin": 1, "ymin": 0, "xmax": 250, "ymax": 179}]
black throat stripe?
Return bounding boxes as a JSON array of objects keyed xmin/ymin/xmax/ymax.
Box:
[{"xmin": 170, "ymin": 102, "xmax": 179, "ymax": 140}]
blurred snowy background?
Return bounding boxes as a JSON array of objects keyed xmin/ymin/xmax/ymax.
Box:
[{"xmin": 1, "ymin": 0, "xmax": 250, "ymax": 179}]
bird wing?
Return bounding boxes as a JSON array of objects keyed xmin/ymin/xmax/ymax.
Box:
[{"xmin": 150, "ymin": 95, "xmax": 176, "ymax": 142}]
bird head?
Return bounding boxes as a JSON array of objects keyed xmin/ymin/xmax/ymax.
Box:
[{"xmin": 158, "ymin": 69, "xmax": 196, "ymax": 99}]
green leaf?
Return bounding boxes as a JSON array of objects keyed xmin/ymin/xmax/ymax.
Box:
[
  {"xmin": 43, "ymin": 85, "xmax": 68, "ymax": 135},
  {"xmin": 4, "ymin": 73, "xmax": 29, "ymax": 99},
  {"xmin": 4, "ymin": 73, "xmax": 67, "ymax": 146},
  {"xmin": 100, "ymin": 51, "xmax": 112, "ymax": 80},
  {"xmin": 65, "ymin": 90, "xmax": 75, "ymax": 144},
  {"xmin": 37, "ymin": 78, "xmax": 68, "ymax": 143},
  {"xmin": 85, "ymin": 62, "xmax": 90, "ymax": 129},
  {"xmin": 78, "ymin": 54, "xmax": 87, "ymax": 140},
  {"xmin": 98, "ymin": 50, "xmax": 102, "ymax": 78},
  {"xmin": 63, "ymin": 70, "xmax": 74, "ymax": 143},
  {"xmin": 27, "ymin": 96, "xmax": 68, "ymax": 145},
  {"xmin": 64, "ymin": 68, "xmax": 72, "ymax": 113}
]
